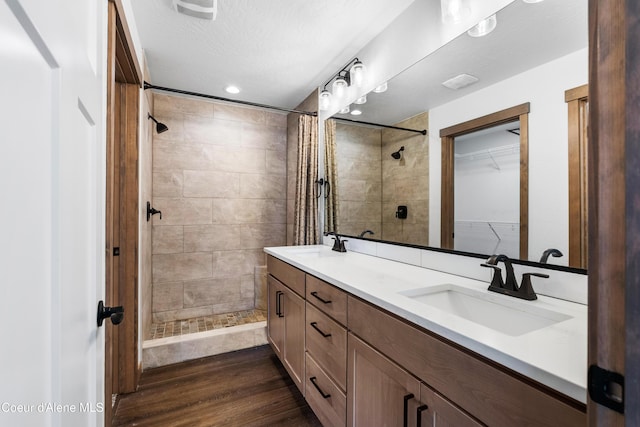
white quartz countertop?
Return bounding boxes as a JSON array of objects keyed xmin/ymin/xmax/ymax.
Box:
[{"xmin": 264, "ymin": 245, "xmax": 587, "ymax": 404}]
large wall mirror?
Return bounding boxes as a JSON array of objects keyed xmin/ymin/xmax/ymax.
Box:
[{"xmin": 324, "ymin": 0, "xmax": 588, "ymax": 270}]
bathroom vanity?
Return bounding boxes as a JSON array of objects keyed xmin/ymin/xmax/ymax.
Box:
[{"xmin": 265, "ymin": 245, "xmax": 587, "ymax": 427}]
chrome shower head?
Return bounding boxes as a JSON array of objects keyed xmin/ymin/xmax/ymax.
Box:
[
  {"xmin": 391, "ymin": 146, "xmax": 405, "ymax": 159},
  {"xmin": 148, "ymin": 114, "xmax": 169, "ymax": 134}
]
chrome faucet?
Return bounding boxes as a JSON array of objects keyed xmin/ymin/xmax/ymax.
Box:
[
  {"xmin": 324, "ymin": 232, "xmax": 347, "ymax": 252},
  {"xmin": 359, "ymin": 229, "xmax": 375, "ymax": 238},
  {"xmin": 481, "ymin": 254, "xmax": 549, "ymax": 300}
]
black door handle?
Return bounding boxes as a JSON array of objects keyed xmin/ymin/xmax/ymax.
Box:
[{"xmin": 97, "ymin": 300, "xmax": 124, "ymax": 327}]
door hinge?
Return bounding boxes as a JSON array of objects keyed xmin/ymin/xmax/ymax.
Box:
[
  {"xmin": 588, "ymin": 365, "xmax": 624, "ymax": 414},
  {"xmin": 113, "ymin": 247, "xmax": 120, "ymax": 256}
]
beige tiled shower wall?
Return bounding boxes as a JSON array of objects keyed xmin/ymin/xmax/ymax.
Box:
[
  {"xmin": 335, "ymin": 123, "xmax": 382, "ymax": 237},
  {"xmin": 381, "ymin": 112, "xmax": 429, "ymax": 245},
  {"xmin": 151, "ymin": 93, "xmax": 287, "ymax": 322}
]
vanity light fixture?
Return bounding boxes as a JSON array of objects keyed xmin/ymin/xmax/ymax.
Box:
[
  {"xmin": 442, "ymin": 73, "xmax": 479, "ymax": 90},
  {"xmin": 467, "ymin": 14, "xmax": 497, "ymax": 37},
  {"xmin": 319, "ymin": 57, "xmax": 367, "ymax": 111}
]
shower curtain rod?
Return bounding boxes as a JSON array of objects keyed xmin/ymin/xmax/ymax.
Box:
[
  {"xmin": 332, "ymin": 116, "xmax": 427, "ymax": 135},
  {"xmin": 144, "ymin": 82, "xmax": 318, "ymax": 117}
]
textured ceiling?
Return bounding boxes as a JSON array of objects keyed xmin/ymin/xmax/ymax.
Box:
[{"xmin": 130, "ymin": 0, "xmax": 415, "ymax": 109}]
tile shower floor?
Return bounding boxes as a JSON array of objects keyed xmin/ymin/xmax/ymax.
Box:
[{"xmin": 149, "ymin": 309, "xmax": 267, "ymax": 340}]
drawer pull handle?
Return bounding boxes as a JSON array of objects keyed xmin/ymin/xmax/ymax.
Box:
[
  {"xmin": 275, "ymin": 291, "xmax": 284, "ymax": 318},
  {"xmin": 403, "ymin": 394, "xmax": 414, "ymax": 427},
  {"xmin": 310, "ymin": 291, "xmax": 332, "ymax": 304},
  {"xmin": 310, "ymin": 376, "xmax": 331, "ymax": 399},
  {"xmin": 310, "ymin": 322, "xmax": 332, "ymax": 338},
  {"xmin": 416, "ymin": 404, "xmax": 429, "ymax": 427}
]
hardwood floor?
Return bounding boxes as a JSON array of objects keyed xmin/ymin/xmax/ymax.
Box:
[{"xmin": 112, "ymin": 345, "xmax": 322, "ymax": 427}]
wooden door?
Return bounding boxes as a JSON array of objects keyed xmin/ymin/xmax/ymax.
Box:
[
  {"xmin": 417, "ymin": 383, "xmax": 483, "ymax": 427},
  {"xmin": 0, "ymin": 0, "xmax": 106, "ymax": 425},
  {"xmin": 282, "ymin": 284, "xmax": 306, "ymax": 395},
  {"xmin": 347, "ymin": 334, "xmax": 421, "ymax": 427},
  {"xmin": 267, "ymin": 275, "xmax": 285, "ymax": 357}
]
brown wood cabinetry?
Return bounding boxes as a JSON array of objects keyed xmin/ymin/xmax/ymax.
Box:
[
  {"xmin": 348, "ymin": 296, "xmax": 586, "ymax": 427},
  {"xmin": 266, "ymin": 259, "xmax": 306, "ymax": 395},
  {"xmin": 306, "ymin": 352, "xmax": 347, "ymax": 427},
  {"xmin": 348, "ymin": 333, "xmax": 421, "ymax": 427},
  {"xmin": 304, "ymin": 274, "xmax": 349, "ymax": 427},
  {"xmin": 306, "ymin": 274, "xmax": 348, "ymax": 325},
  {"xmin": 267, "ymin": 254, "xmax": 586, "ymax": 427},
  {"xmin": 347, "ymin": 334, "xmax": 482, "ymax": 427}
]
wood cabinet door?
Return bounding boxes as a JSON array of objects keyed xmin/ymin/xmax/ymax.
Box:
[
  {"xmin": 283, "ymin": 285, "xmax": 306, "ymax": 395},
  {"xmin": 418, "ymin": 383, "xmax": 484, "ymax": 427},
  {"xmin": 267, "ymin": 275, "xmax": 284, "ymax": 357},
  {"xmin": 348, "ymin": 334, "xmax": 421, "ymax": 427}
]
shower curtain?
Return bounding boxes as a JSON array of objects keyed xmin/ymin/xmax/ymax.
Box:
[
  {"xmin": 293, "ymin": 114, "xmax": 319, "ymax": 245},
  {"xmin": 324, "ymin": 119, "xmax": 339, "ymax": 233}
]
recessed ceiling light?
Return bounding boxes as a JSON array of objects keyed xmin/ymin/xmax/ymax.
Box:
[
  {"xmin": 522, "ymin": 0, "xmax": 544, "ymax": 3},
  {"xmin": 442, "ymin": 73, "xmax": 479, "ymax": 90},
  {"xmin": 373, "ymin": 82, "xmax": 388, "ymax": 93},
  {"xmin": 350, "ymin": 109, "xmax": 362, "ymax": 116},
  {"xmin": 225, "ymin": 85, "xmax": 240, "ymax": 94}
]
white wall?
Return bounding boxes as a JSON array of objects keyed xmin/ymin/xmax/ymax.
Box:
[{"xmin": 429, "ymin": 48, "xmax": 588, "ymax": 264}]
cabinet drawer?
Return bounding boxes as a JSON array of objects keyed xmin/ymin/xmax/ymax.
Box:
[
  {"xmin": 306, "ymin": 303, "xmax": 347, "ymax": 391},
  {"xmin": 306, "ymin": 274, "xmax": 347, "ymax": 325},
  {"xmin": 306, "ymin": 353, "xmax": 346, "ymax": 427},
  {"xmin": 267, "ymin": 255, "xmax": 305, "ymax": 297}
]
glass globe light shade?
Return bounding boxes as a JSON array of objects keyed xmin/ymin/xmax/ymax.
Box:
[
  {"xmin": 350, "ymin": 60, "xmax": 366, "ymax": 87},
  {"xmin": 319, "ymin": 90, "xmax": 332, "ymax": 111},
  {"xmin": 332, "ymin": 76, "xmax": 348, "ymax": 98}
]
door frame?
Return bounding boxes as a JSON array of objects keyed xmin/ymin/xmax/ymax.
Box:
[
  {"xmin": 588, "ymin": 0, "xmax": 639, "ymax": 425},
  {"xmin": 105, "ymin": 0, "xmax": 142, "ymax": 423},
  {"xmin": 439, "ymin": 103, "xmax": 530, "ymax": 259},
  {"xmin": 565, "ymin": 84, "xmax": 589, "ymax": 269}
]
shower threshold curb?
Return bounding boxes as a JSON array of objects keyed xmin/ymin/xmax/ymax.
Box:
[{"xmin": 142, "ymin": 321, "xmax": 267, "ymax": 369}]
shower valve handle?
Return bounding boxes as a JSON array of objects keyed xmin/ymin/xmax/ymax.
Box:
[{"xmin": 146, "ymin": 201, "xmax": 162, "ymax": 221}]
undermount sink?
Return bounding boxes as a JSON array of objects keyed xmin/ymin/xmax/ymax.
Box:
[{"xmin": 399, "ymin": 284, "xmax": 572, "ymax": 336}]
